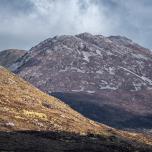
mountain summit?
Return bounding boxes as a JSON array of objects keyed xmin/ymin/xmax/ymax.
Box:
[{"xmin": 9, "ymin": 33, "xmax": 152, "ymax": 92}]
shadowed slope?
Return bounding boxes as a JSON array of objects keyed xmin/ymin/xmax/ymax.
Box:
[{"xmin": 51, "ymin": 92, "xmax": 152, "ymax": 130}]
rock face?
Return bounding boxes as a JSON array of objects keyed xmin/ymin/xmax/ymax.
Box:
[
  {"xmin": 0, "ymin": 49, "xmax": 26, "ymax": 68},
  {"xmin": 1, "ymin": 66, "xmax": 152, "ymax": 152},
  {"xmin": 10, "ymin": 33, "xmax": 152, "ymax": 131}
]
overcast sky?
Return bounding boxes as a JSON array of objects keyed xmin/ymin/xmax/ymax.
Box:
[{"xmin": 0, "ymin": 0, "xmax": 152, "ymax": 50}]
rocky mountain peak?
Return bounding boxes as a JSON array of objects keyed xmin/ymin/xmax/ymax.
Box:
[
  {"xmin": 1, "ymin": 33, "xmax": 152, "ymax": 132},
  {"xmin": 12, "ymin": 33, "xmax": 152, "ymax": 92}
]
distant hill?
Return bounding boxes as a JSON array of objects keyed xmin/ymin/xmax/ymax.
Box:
[
  {"xmin": 0, "ymin": 49, "xmax": 26, "ymax": 68},
  {"xmin": 0, "ymin": 66, "xmax": 152, "ymax": 152}
]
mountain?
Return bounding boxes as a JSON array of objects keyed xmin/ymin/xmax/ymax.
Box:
[
  {"xmin": 1, "ymin": 66, "xmax": 152, "ymax": 152},
  {"xmin": 0, "ymin": 49, "xmax": 26, "ymax": 68},
  {"xmin": 8, "ymin": 33, "xmax": 152, "ymax": 132}
]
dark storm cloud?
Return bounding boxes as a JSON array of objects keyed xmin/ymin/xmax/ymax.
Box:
[
  {"xmin": 0, "ymin": 0, "xmax": 152, "ymax": 50},
  {"xmin": 0, "ymin": 0, "xmax": 34, "ymax": 15}
]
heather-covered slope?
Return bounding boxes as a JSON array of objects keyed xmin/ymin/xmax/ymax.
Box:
[
  {"xmin": 0, "ymin": 66, "xmax": 103, "ymax": 134},
  {"xmin": 0, "ymin": 66, "xmax": 152, "ymax": 152},
  {"xmin": 10, "ymin": 33, "xmax": 152, "ymax": 132},
  {"xmin": 0, "ymin": 49, "xmax": 26, "ymax": 68}
]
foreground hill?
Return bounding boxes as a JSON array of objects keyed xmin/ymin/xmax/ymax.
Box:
[
  {"xmin": 0, "ymin": 49, "xmax": 26, "ymax": 68},
  {"xmin": 0, "ymin": 66, "xmax": 152, "ymax": 152},
  {"xmin": 9, "ymin": 33, "xmax": 152, "ymax": 132},
  {"xmin": 0, "ymin": 66, "xmax": 103, "ymax": 134}
]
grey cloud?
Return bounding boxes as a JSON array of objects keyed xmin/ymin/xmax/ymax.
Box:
[
  {"xmin": 0, "ymin": 0, "xmax": 34, "ymax": 16},
  {"xmin": 110, "ymin": 0, "xmax": 152, "ymax": 48},
  {"xmin": 0, "ymin": 0, "xmax": 152, "ymax": 50}
]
